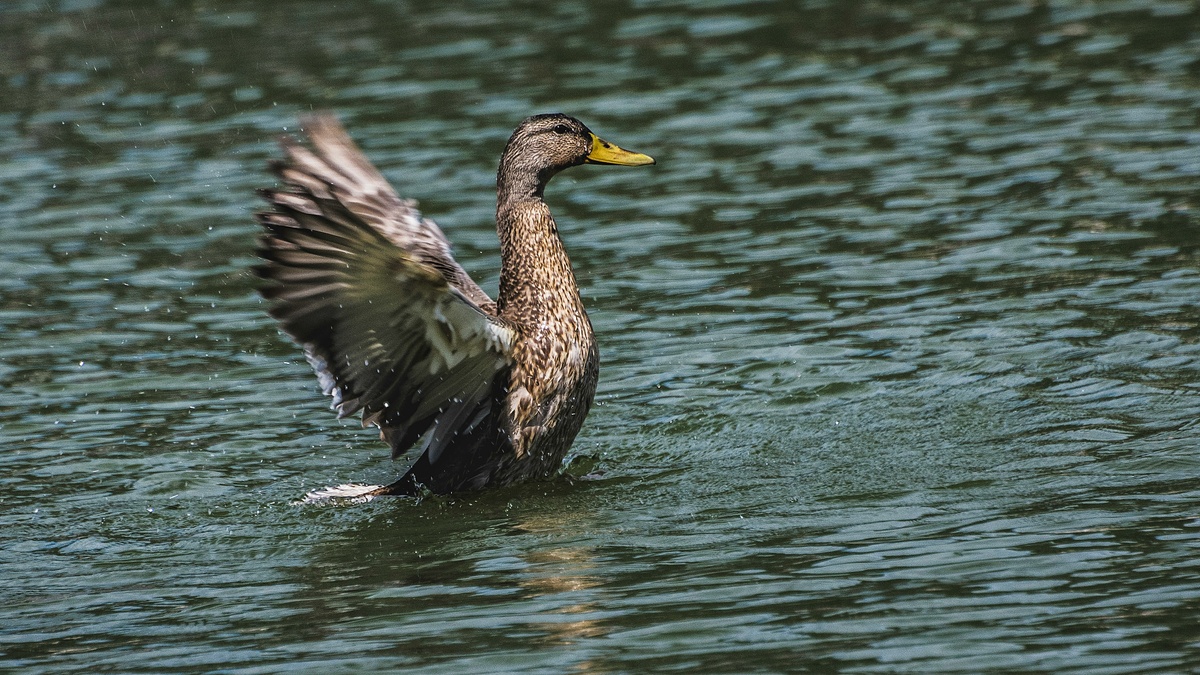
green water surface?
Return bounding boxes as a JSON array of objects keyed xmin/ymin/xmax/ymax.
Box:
[{"xmin": 3, "ymin": 1, "xmax": 1200, "ymax": 672}]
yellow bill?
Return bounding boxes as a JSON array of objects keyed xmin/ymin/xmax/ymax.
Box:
[{"xmin": 585, "ymin": 133, "xmax": 655, "ymax": 166}]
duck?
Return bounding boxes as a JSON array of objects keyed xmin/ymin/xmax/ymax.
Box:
[{"xmin": 255, "ymin": 113, "xmax": 654, "ymax": 497}]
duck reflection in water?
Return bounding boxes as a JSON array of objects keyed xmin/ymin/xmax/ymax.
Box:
[{"xmin": 512, "ymin": 514, "xmax": 609, "ymax": 654}]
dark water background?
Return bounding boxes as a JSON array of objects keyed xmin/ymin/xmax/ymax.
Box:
[{"xmin": 3, "ymin": 0, "xmax": 1200, "ymax": 672}]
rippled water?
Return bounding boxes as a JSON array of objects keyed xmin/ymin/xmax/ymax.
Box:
[{"xmin": 4, "ymin": 0, "xmax": 1200, "ymax": 672}]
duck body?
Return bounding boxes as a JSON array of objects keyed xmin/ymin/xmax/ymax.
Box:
[{"xmin": 255, "ymin": 113, "xmax": 653, "ymax": 496}]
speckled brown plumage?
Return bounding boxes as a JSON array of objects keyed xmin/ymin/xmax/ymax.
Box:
[{"xmin": 255, "ymin": 113, "xmax": 653, "ymax": 496}]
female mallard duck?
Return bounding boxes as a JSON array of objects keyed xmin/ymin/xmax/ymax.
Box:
[{"xmin": 255, "ymin": 113, "xmax": 654, "ymax": 497}]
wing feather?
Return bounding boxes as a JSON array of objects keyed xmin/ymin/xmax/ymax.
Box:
[
  {"xmin": 276, "ymin": 114, "xmax": 497, "ymax": 313},
  {"xmin": 257, "ymin": 114, "xmax": 516, "ymax": 459}
]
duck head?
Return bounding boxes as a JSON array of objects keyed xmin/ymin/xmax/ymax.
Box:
[{"xmin": 497, "ymin": 113, "xmax": 654, "ymax": 199}]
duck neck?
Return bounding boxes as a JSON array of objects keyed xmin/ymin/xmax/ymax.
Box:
[
  {"xmin": 497, "ymin": 164, "xmax": 548, "ymax": 203},
  {"xmin": 495, "ymin": 194, "xmax": 584, "ymax": 319}
]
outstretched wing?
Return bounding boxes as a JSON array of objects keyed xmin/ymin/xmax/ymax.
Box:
[
  {"xmin": 256, "ymin": 115, "xmax": 515, "ymax": 460},
  {"xmin": 274, "ymin": 113, "xmax": 496, "ymax": 313}
]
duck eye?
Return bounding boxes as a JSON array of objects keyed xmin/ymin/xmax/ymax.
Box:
[{"xmin": 552, "ymin": 124, "xmax": 570, "ymax": 134}]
